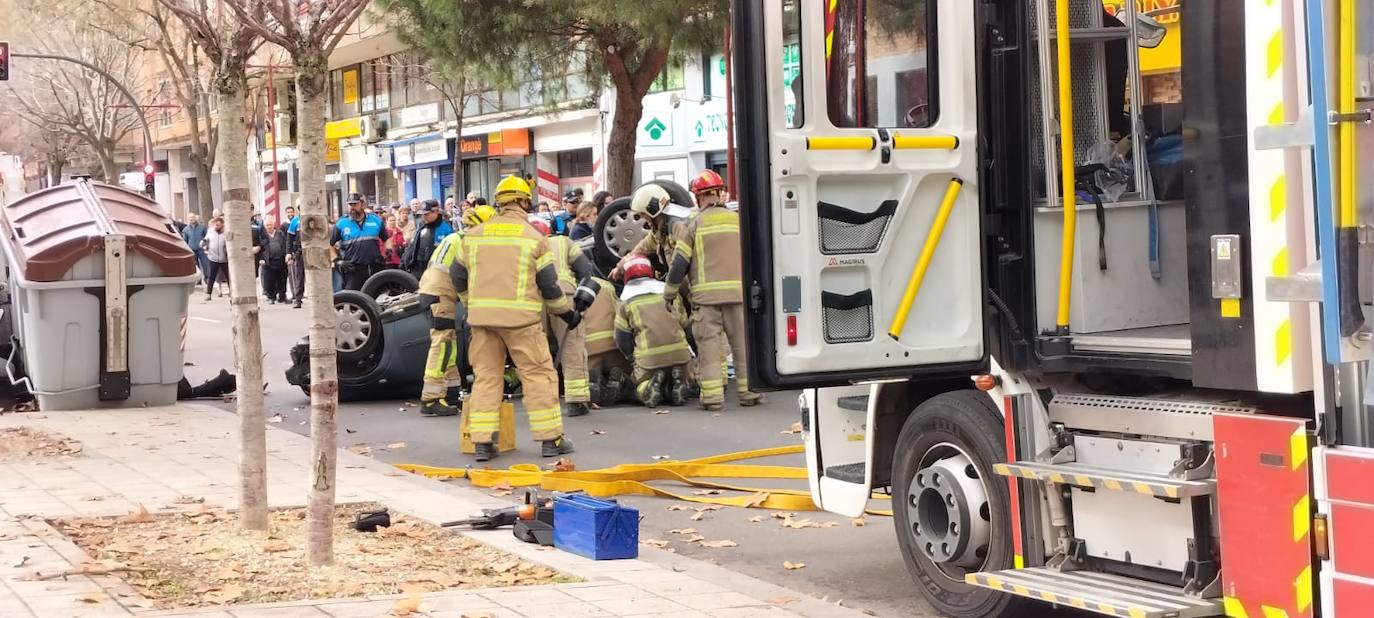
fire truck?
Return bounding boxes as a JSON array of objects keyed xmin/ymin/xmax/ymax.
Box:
[{"xmin": 731, "ymin": 0, "xmax": 1370, "ymax": 616}]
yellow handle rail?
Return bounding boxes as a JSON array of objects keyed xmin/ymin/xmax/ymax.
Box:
[
  {"xmin": 892, "ymin": 134, "xmax": 960, "ymax": 150},
  {"xmin": 1052, "ymin": 0, "xmax": 1077, "ymax": 333},
  {"xmin": 805, "ymin": 136, "xmax": 877, "ymax": 150},
  {"xmin": 887, "ymin": 178, "xmax": 964, "ymax": 339},
  {"xmin": 1339, "ymin": 0, "xmax": 1355, "ymax": 229}
]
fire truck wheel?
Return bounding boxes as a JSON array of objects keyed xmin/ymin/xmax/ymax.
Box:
[{"xmin": 892, "ymin": 390, "xmax": 1028, "ymax": 618}]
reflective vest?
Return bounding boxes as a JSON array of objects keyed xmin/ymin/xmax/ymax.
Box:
[
  {"xmin": 547, "ymin": 235, "xmax": 586, "ymax": 295},
  {"xmin": 417, "ymin": 233, "xmax": 463, "ymax": 298},
  {"xmin": 333, "ymin": 213, "xmax": 387, "ymax": 266},
  {"xmin": 454, "ymin": 207, "xmax": 570, "ymax": 328},
  {"xmin": 614, "ymin": 288, "xmax": 691, "ymax": 370},
  {"xmin": 583, "ymin": 277, "xmax": 619, "ymax": 357},
  {"xmin": 665, "ymin": 204, "xmax": 743, "ymax": 305}
]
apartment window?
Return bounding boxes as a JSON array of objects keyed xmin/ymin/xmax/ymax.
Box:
[
  {"xmin": 558, "ymin": 148, "xmax": 594, "ymax": 178},
  {"xmin": 361, "ymin": 62, "xmax": 375, "ymax": 112},
  {"xmin": 649, "ymin": 59, "xmax": 686, "ymax": 94},
  {"xmin": 826, "ymin": 0, "xmax": 938, "ymax": 128}
]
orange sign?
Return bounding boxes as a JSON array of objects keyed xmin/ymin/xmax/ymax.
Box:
[
  {"xmin": 326, "ymin": 138, "xmax": 341, "ymax": 163},
  {"xmin": 487, "ymin": 129, "xmax": 531, "ymax": 156}
]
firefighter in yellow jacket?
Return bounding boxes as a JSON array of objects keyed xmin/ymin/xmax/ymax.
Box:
[
  {"xmin": 614, "ymin": 257, "xmax": 693, "ymax": 407},
  {"xmin": 544, "ymin": 235, "xmax": 595, "ymax": 416},
  {"xmin": 582, "ymin": 276, "xmax": 630, "ymax": 406},
  {"xmin": 665, "ymin": 170, "xmax": 762, "ymax": 411},
  {"xmin": 414, "ymin": 205, "xmax": 495, "ymax": 417},
  {"xmin": 450, "ymin": 176, "xmax": 580, "ymax": 461}
]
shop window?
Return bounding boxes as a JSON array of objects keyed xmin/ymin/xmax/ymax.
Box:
[
  {"xmin": 558, "ymin": 148, "xmax": 594, "ymax": 179},
  {"xmin": 826, "ymin": 0, "xmax": 938, "ymax": 128}
]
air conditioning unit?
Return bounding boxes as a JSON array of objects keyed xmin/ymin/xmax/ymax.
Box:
[
  {"xmin": 273, "ymin": 114, "xmax": 294, "ymax": 145},
  {"xmin": 361, "ymin": 115, "xmax": 388, "ymax": 144}
]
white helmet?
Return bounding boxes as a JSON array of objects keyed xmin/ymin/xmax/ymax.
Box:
[{"xmin": 630, "ymin": 184, "xmax": 671, "ymax": 218}]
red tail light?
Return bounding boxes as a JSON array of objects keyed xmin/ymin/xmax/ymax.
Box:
[{"xmin": 786, "ymin": 315, "xmax": 798, "ymax": 346}]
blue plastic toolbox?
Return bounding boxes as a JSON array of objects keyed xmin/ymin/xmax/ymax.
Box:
[{"xmin": 552, "ymin": 494, "xmax": 639, "ymax": 560}]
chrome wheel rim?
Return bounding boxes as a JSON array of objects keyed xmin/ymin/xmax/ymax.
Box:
[
  {"xmin": 335, "ymin": 301, "xmax": 374, "ymax": 352},
  {"xmin": 906, "ymin": 441, "xmax": 992, "ymax": 581},
  {"xmin": 602, "ymin": 210, "xmax": 650, "ymax": 258}
]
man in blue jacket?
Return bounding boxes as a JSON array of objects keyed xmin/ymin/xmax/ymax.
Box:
[
  {"xmin": 180, "ymin": 213, "xmax": 209, "ymax": 283},
  {"xmin": 330, "ymin": 193, "xmax": 390, "ymax": 291},
  {"xmin": 401, "ymin": 198, "xmax": 454, "ymax": 278}
]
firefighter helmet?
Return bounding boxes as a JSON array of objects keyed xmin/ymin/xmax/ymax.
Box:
[
  {"xmin": 463, "ymin": 204, "xmax": 496, "ymax": 228},
  {"xmin": 689, "ymin": 170, "xmax": 726, "ymax": 195},
  {"xmin": 529, "ymin": 217, "xmax": 551, "ymax": 235},
  {"xmin": 494, "ymin": 175, "xmax": 532, "ymax": 205},
  {"xmin": 623, "ymin": 255, "xmax": 654, "ymax": 282},
  {"xmin": 630, "ymin": 184, "xmax": 671, "ymax": 218}
]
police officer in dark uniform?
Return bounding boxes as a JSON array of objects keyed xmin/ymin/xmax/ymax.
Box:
[
  {"xmin": 331, "ymin": 193, "xmax": 390, "ymax": 291},
  {"xmin": 401, "ymin": 198, "xmax": 455, "ymax": 278}
]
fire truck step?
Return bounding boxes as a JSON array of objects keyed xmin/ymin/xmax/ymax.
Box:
[
  {"xmin": 824, "ymin": 462, "xmax": 865, "ymax": 483},
  {"xmin": 837, "ymin": 395, "xmax": 869, "ymax": 411},
  {"xmin": 965, "ymin": 567, "xmax": 1223, "ymax": 618},
  {"xmin": 992, "ymin": 461, "xmax": 1215, "ymax": 499}
]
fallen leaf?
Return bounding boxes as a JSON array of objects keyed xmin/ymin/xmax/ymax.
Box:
[
  {"xmin": 781, "ymin": 421, "xmax": 803, "ymax": 434},
  {"xmin": 386, "ymin": 442, "xmax": 408, "ymax": 449},
  {"xmin": 744, "ymin": 492, "xmax": 770, "ymax": 508},
  {"xmin": 748, "ymin": 516, "xmax": 764, "ymax": 523},
  {"xmin": 490, "ymin": 559, "xmax": 520, "ymax": 573},
  {"xmin": 268, "ymin": 414, "xmax": 283, "ymax": 423},
  {"xmin": 860, "ymin": 609, "xmax": 878, "ymax": 616},
  {"xmin": 262, "ymin": 539, "xmax": 291, "ymax": 552},
  {"xmin": 347, "ymin": 445, "xmax": 373, "ymax": 456},
  {"xmin": 77, "ymin": 593, "xmax": 103, "ymax": 603},
  {"xmin": 690, "ymin": 511, "xmax": 707, "ymax": 521},
  {"xmin": 552, "ymin": 457, "xmax": 576, "ymax": 472},
  {"xmin": 653, "ymin": 409, "xmax": 670, "ymax": 415},
  {"xmin": 589, "ymin": 430, "xmax": 606, "ymax": 435},
  {"xmin": 490, "ymin": 481, "xmax": 513, "ymax": 491},
  {"xmin": 851, "ymin": 517, "xmax": 867, "ymax": 527},
  {"xmin": 489, "ymin": 490, "xmax": 513, "ymax": 497},
  {"xmin": 693, "ymin": 489, "xmax": 721, "ymax": 496},
  {"xmin": 345, "ymin": 428, "xmax": 357, "ymax": 434},
  {"xmin": 816, "ymin": 521, "xmax": 839, "ymax": 528},
  {"xmin": 173, "ymin": 496, "xmax": 205, "ymax": 504},
  {"xmin": 697, "ymin": 505, "xmax": 723, "ymax": 512},
  {"xmin": 770, "ymin": 511, "xmax": 795, "ymax": 519},
  {"xmin": 390, "ymin": 592, "xmax": 423, "ymax": 616},
  {"xmin": 641, "ymin": 539, "xmax": 671, "ymax": 548},
  {"xmin": 682, "ymin": 534, "xmax": 705, "ymax": 543},
  {"xmin": 770, "ymin": 596, "xmax": 798, "ymax": 605},
  {"xmin": 783, "ymin": 561, "xmax": 807, "ymax": 570},
  {"xmin": 119, "ymin": 504, "xmax": 156, "ymax": 524},
  {"xmin": 668, "ymin": 528, "xmax": 698, "ymax": 535},
  {"xmin": 651, "ymin": 455, "xmax": 672, "ymax": 460},
  {"xmin": 10, "ymin": 555, "xmax": 28, "ymax": 568},
  {"xmin": 698, "ymin": 540, "xmax": 738, "ymax": 548},
  {"xmin": 204, "ymin": 584, "xmax": 245, "ymax": 604},
  {"xmin": 667, "ymin": 505, "xmax": 689, "ymax": 511},
  {"xmin": 461, "ymin": 612, "xmax": 496, "ymax": 618}
]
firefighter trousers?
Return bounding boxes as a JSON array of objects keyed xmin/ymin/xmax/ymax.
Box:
[
  {"xmin": 548, "ymin": 313, "xmax": 589, "ymax": 403},
  {"xmin": 692, "ymin": 303, "xmax": 758, "ymax": 405},
  {"xmin": 468, "ymin": 322, "xmax": 564, "ymax": 444},
  {"xmin": 421, "ymin": 295, "xmax": 460, "ymax": 403}
]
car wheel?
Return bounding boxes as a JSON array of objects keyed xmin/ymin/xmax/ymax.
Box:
[
  {"xmin": 334, "ymin": 290, "xmax": 384, "ymax": 361},
  {"xmin": 647, "ymin": 179, "xmax": 693, "ymax": 211},
  {"xmin": 592, "ymin": 196, "xmax": 644, "ymax": 273},
  {"xmin": 891, "ymin": 390, "xmax": 1029, "ymax": 618},
  {"xmin": 361, "ymin": 269, "xmax": 419, "ymax": 303}
]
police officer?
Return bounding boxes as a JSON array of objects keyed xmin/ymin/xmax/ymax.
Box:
[
  {"xmin": 402, "ymin": 198, "xmax": 455, "ymax": 278},
  {"xmin": 545, "ymin": 233, "xmax": 595, "ymax": 416},
  {"xmin": 450, "ymin": 176, "xmax": 580, "ymax": 462},
  {"xmin": 331, "ymin": 193, "xmax": 389, "ymax": 290},
  {"xmin": 665, "ymin": 170, "xmax": 762, "ymax": 411},
  {"xmin": 414, "ymin": 205, "xmax": 495, "ymax": 418},
  {"xmin": 615, "ymin": 256, "xmax": 692, "ymax": 407}
]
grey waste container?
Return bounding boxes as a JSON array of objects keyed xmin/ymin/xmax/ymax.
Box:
[{"xmin": 0, "ymin": 180, "xmax": 199, "ymax": 410}]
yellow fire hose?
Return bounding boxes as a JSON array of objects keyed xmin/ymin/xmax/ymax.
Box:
[{"xmin": 396, "ymin": 445, "xmax": 893, "ymax": 516}]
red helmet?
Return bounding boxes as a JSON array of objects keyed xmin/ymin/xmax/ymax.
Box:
[
  {"xmin": 689, "ymin": 170, "xmax": 726, "ymax": 195},
  {"xmin": 623, "ymin": 256, "xmax": 654, "ymax": 282},
  {"xmin": 529, "ymin": 218, "xmax": 551, "ymax": 235}
]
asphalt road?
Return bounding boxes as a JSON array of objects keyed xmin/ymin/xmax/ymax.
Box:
[{"xmin": 182, "ymin": 291, "xmax": 937, "ymax": 617}]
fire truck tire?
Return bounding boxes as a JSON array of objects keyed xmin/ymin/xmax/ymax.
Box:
[{"xmin": 892, "ymin": 390, "xmax": 1028, "ymax": 618}]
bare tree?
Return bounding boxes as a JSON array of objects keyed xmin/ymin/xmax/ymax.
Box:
[
  {"xmin": 384, "ymin": 56, "xmax": 488, "ymax": 199},
  {"xmin": 158, "ymin": 0, "xmax": 269, "ymax": 532},
  {"xmin": 225, "ymin": 0, "xmax": 370, "ymax": 566},
  {"xmin": 0, "ymin": 120, "xmax": 87, "ymax": 187}
]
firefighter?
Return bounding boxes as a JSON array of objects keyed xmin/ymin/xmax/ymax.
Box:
[
  {"xmin": 414, "ymin": 205, "xmax": 495, "ymax": 417},
  {"xmin": 450, "ymin": 175, "xmax": 580, "ymax": 462},
  {"xmin": 545, "ymin": 234, "xmax": 596, "ymax": 416},
  {"xmin": 582, "ymin": 276, "xmax": 629, "ymax": 407},
  {"xmin": 612, "ymin": 184, "xmax": 695, "ymax": 276},
  {"xmin": 615, "ymin": 256, "xmax": 692, "ymax": 407},
  {"xmin": 665, "ymin": 170, "xmax": 762, "ymax": 411}
]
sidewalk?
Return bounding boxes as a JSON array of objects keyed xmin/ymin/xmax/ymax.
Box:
[{"xmin": 0, "ymin": 405, "xmax": 868, "ymax": 618}]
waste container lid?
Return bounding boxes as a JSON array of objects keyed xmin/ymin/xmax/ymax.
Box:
[{"xmin": 0, "ymin": 180, "xmax": 196, "ymax": 282}]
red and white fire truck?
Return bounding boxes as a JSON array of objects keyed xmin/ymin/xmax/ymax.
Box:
[{"xmin": 731, "ymin": 0, "xmax": 1370, "ymax": 615}]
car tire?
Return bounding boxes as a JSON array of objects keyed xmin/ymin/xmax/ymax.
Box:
[
  {"xmin": 647, "ymin": 179, "xmax": 693, "ymax": 210},
  {"xmin": 334, "ymin": 290, "xmax": 384, "ymax": 361},
  {"xmin": 891, "ymin": 390, "xmax": 1029, "ymax": 618},
  {"xmin": 361, "ymin": 268, "xmax": 418, "ymax": 301},
  {"xmin": 592, "ymin": 196, "xmax": 642, "ymax": 273}
]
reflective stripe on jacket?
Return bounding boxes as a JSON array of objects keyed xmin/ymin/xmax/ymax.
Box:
[
  {"xmin": 665, "ymin": 204, "xmax": 743, "ymax": 305},
  {"xmin": 547, "ymin": 235, "xmax": 594, "ymax": 295},
  {"xmin": 450, "ymin": 206, "xmax": 570, "ymax": 328},
  {"xmin": 614, "ymin": 291, "xmax": 691, "ymax": 370},
  {"xmin": 583, "ymin": 277, "xmax": 619, "ymax": 356}
]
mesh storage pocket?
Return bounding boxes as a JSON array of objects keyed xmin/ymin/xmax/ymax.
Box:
[
  {"xmin": 818, "ymin": 200, "xmax": 897, "ymax": 255},
  {"xmin": 821, "ymin": 290, "xmax": 875, "ymax": 344}
]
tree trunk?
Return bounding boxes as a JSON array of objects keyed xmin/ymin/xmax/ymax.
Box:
[
  {"xmin": 97, "ymin": 149, "xmax": 119, "ymax": 184},
  {"xmin": 218, "ymin": 78, "xmax": 270, "ymax": 532},
  {"xmin": 606, "ymin": 86, "xmax": 645, "ymax": 197},
  {"xmin": 296, "ymin": 67, "xmax": 338, "ymax": 567},
  {"xmin": 47, "ymin": 158, "xmax": 64, "ymax": 186},
  {"xmin": 189, "ymin": 110, "xmax": 215, "ymax": 219}
]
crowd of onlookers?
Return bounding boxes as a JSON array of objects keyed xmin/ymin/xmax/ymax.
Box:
[{"xmin": 173, "ymin": 187, "xmax": 617, "ymax": 305}]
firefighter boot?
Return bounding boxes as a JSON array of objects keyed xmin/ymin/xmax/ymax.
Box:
[
  {"xmin": 421, "ymin": 399, "xmax": 460, "ymax": 417},
  {"xmin": 567, "ymin": 402, "xmax": 590, "ymax": 417},
  {"xmin": 638, "ymin": 370, "xmax": 668, "ymax": 408},
  {"xmin": 667, "ymin": 367, "xmax": 689, "ymax": 406},
  {"xmin": 702, "ymin": 401, "xmax": 724, "ymax": 412},
  {"xmin": 541, "ymin": 436, "xmax": 575, "ymax": 457},
  {"xmin": 588, "ymin": 369, "xmax": 604, "ymax": 407},
  {"xmin": 739, "ymin": 392, "xmax": 764, "ymax": 407},
  {"xmin": 605, "ymin": 367, "xmax": 627, "ymax": 404},
  {"xmin": 474, "ymin": 441, "xmax": 498, "ymax": 462}
]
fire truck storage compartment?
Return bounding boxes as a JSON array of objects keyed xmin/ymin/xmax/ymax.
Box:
[
  {"xmin": 1026, "ymin": 0, "xmax": 1191, "ymax": 352},
  {"xmin": 0, "ymin": 180, "xmax": 198, "ymax": 410}
]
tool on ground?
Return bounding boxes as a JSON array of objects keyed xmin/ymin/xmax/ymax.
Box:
[
  {"xmin": 441, "ymin": 503, "xmax": 535, "ymax": 530},
  {"xmin": 353, "ymin": 508, "xmax": 391, "ymax": 532}
]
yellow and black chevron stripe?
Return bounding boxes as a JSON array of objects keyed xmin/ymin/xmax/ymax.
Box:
[
  {"xmin": 992, "ymin": 463, "xmax": 1187, "ymax": 500},
  {"xmin": 965, "ymin": 573, "xmax": 1148, "ymax": 618}
]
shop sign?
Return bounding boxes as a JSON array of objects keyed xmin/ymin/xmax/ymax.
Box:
[
  {"xmin": 395, "ymin": 137, "xmax": 449, "ymax": 167},
  {"xmin": 342, "ymin": 69, "xmax": 359, "ymax": 104},
  {"xmin": 488, "ymin": 129, "xmax": 531, "ymax": 156},
  {"xmin": 325, "ymin": 117, "xmax": 363, "ymax": 140},
  {"xmin": 640, "ymin": 114, "xmax": 674, "ymax": 147},
  {"xmin": 690, "ymin": 109, "xmax": 728, "ymax": 147},
  {"xmin": 458, "ymin": 134, "xmax": 488, "ymax": 158},
  {"xmin": 326, "ymin": 139, "xmax": 341, "ymax": 163},
  {"xmin": 399, "ymin": 103, "xmax": 440, "ymax": 128},
  {"xmin": 341, "ymin": 144, "xmax": 391, "ymax": 173}
]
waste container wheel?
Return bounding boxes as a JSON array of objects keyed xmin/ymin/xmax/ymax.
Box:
[{"xmin": 334, "ymin": 290, "xmax": 384, "ymax": 361}]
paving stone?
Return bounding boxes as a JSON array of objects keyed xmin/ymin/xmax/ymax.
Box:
[
  {"xmin": 508, "ymin": 601, "xmax": 612, "ymax": 617},
  {"xmin": 668, "ymin": 592, "xmax": 768, "ymax": 611},
  {"xmin": 228, "ymin": 606, "xmax": 330, "ymax": 617},
  {"xmin": 479, "ymin": 587, "xmax": 576, "ymax": 607},
  {"xmin": 562, "ymin": 584, "xmax": 661, "ymax": 602},
  {"xmin": 590, "ymin": 596, "xmax": 693, "ymax": 616}
]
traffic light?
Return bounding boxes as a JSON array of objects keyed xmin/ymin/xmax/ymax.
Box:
[
  {"xmin": 142, "ymin": 163, "xmax": 155, "ymax": 196},
  {"xmin": 0, "ymin": 42, "xmax": 9, "ymax": 82}
]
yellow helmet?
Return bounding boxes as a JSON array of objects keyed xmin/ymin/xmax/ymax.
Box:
[
  {"xmin": 463, "ymin": 204, "xmax": 496, "ymax": 228},
  {"xmin": 494, "ymin": 175, "xmax": 532, "ymax": 205}
]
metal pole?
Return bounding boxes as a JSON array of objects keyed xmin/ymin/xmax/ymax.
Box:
[
  {"xmin": 268, "ymin": 64, "xmax": 281, "ymax": 223},
  {"xmin": 724, "ymin": 24, "xmax": 738, "ymax": 200},
  {"xmin": 13, "ymin": 52, "xmax": 155, "ymax": 170}
]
